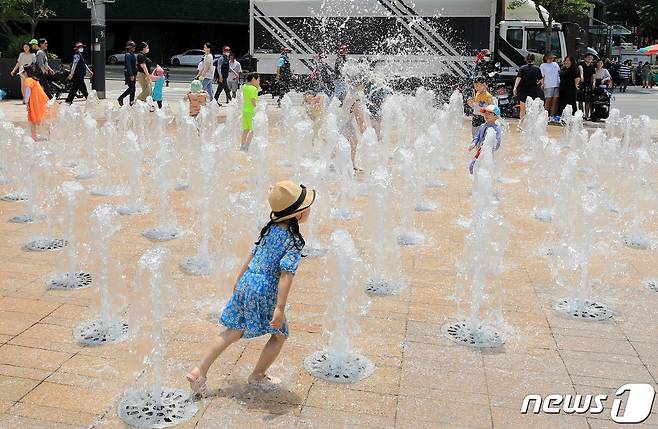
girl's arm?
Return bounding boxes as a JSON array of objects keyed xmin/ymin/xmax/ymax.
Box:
[
  {"xmin": 10, "ymin": 61, "xmax": 20, "ymax": 76},
  {"xmin": 24, "ymin": 86, "xmax": 31, "ymax": 105},
  {"xmin": 270, "ymin": 271, "xmax": 293, "ymax": 329}
]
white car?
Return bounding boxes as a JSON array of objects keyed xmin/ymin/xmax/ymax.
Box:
[
  {"xmin": 170, "ymin": 50, "xmax": 221, "ymax": 66},
  {"xmin": 107, "ymin": 53, "xmax": 126, "ymax": 64}
]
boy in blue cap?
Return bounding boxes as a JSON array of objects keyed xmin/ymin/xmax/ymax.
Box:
[{"xmin": 468, "ymin": 104, "xmax": 502, "ymax": 174}]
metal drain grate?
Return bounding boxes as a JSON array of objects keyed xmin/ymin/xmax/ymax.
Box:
[
  {"xmin": 9, "ymin": 214, "xmax": 36, "ymax": 223},
  {"xmin": 534, "ymin": 210, "xmax": 553, "ymax": 223},
  {"xmin": 24, "ymin": 237, "xmax": 69, "ymax": 252},
  {"xmin": 48, "ymin": 272, "xmax": 92, "ymax": 290},
  {"xmin": 73, "ymin": 319, "xmax": 128, "ymax": 345},
  {"xmin": 179, "ymin": 256, "xmax": 212, "ymax": 276},
  {"xmin": 118, "ymin": 388, "xmax": 198, "ymax": 429},
  {"xmin": 142, "ymin": 227, "xmax": 180, "ymax": 242},
  {"xmin": 397, "ymin": 231, "xmax": 425, "ymax": 246},
  {"xmin": 330, "ymin": 208, "xmax": 360, "ymax": 221},
  {"xmin": 645, "ymin": 280, "xmax": 657, "ymax": 293},
  {"xmin": 116, "ymin": 205, "xmax": 150, "ymax": 216},
  {"xmin": 365, "ymin": 278, "xmax": 405, "ymax": 296},
  {"xmin": 442, "ymin": 320, "xmax": 506, "ymax": 348},
  {"xmin": 415, "ymin": 201, "xmax": 438, "ymax": 212},
  {"xmin": 304, "ymin": 351, "xmax": 375, "ymax": 383},
  {"xmin": 1, "ymin": 192, "xmax": 28, "ymax": 202},
  {"xmin": 623, "ymin": 236, "xmax": 649, "ymax": 250},
  {"xmin": 303, "ymin": 245, "xmax": 328, "ymax": 258},
  {"xmin": 553, "ymin": 298, "xmax": 612, "ymax": 321}
]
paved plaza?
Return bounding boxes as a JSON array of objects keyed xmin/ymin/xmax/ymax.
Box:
[{"xmin": 0, "ymin": 94, "xmax": 657, "ymax": 429}]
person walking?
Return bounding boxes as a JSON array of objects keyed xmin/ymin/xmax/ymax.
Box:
[
  {"xmin": 136, "ymin": 42, "xmax": 153, "ymax": 102},
  {"xmin": 34, "ymin": 38, "xmax": 55, "ymax": 99},
  {"xmin": 214, "ymin": 45, "xmax": 232, "ymax": 104},
  {"xmin": 618, "ymin": 60, "xmax": 631, "ymax": 93},
  {"xmin": 513, "ymin": 53, "xmax": 542, "ymax": 120},
  {"xmin": 641, "ymin": 62, "xmax": 651, "ymax": 88},
  {"xmin": 539, "ymin": 52, "xmax": 560, "ymax": 120},
  {"xmin": 635, "ymin": 61, "xmax": 643, "ymax": 86},
  {"xmin": 275, "ymin": 47, "xmax": 292, "ymax": 107},
  {"xmin": 118, "ymin": 41, "xmax": 137, "ymax": 106},
  {"xmin": 557, "ymin": 55, "xmax": 580, "ymax": 115},
  {"xmin": 196, "ymin": 42, "xmax": 215, "ymax": 99},
  {"xmin": 10, "ymin": 41, "xmax": 36, "ymax": 99},
  {"xmin": 333, "ymin": 44, "xmax": 348, "ymax": 102},
  {"xmin": 65, "ymin": 42, "xmax": 93, "ymax": 104},
  {"xmin": 227, "ymin": 52, "xmax": 242, "ymax": 99},
  {"xmin": 578, "ymin": 53, "xmax": 596, "ymax": 120}
]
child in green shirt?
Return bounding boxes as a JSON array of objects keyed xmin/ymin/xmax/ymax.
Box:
[{"xmin": 241, "ymin": 73, "xmax": 261, "ymax": 152}]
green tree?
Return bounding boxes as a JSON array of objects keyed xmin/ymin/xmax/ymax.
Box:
[
  {"xmin": 509, "ymin": 0, "xmax": 591, "ymax": 54},
  {"xmin": 0, "ymin": 0, "xmax": 54, "ymax": 41},
  {"xmin": 637, "ymin": 0, "xmax": 658, "ymax": 36}
]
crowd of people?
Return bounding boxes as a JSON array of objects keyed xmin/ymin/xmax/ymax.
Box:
[{"xmin": 468, "ymin": 49, "xmax": 655, "ymax": 123}]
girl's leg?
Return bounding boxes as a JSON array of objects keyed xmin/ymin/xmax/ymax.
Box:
[
  {"xmin": 30, "ymin": 123, "xmax": 37, "ymax": 140},
  {"xmin": 550, "ymin": 97, "xmax": 558, "ymax": 117},
  {"xmin": 248, "ymin": 334, "xmax": 287, "ymax": 383},
  {"xmin": 519, "ymin": 101, "xmax": 526, "ymax": 120},
  {"xmin": 195, "ymin": 328, "xmax": 243, "ymax": 378}
]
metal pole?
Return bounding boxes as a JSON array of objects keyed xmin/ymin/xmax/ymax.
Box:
[
  {"xmin": 91, "ymin": 0, "xmax": 106, "ymax": 99},
  {"xmin": 249, "ymin": 0, "xmax": 255, "ymax": 56}
]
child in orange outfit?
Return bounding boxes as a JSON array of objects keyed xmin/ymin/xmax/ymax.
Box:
[{"xmin": 21, "ymin": 65, "xmax": 50, "ymax": 140}]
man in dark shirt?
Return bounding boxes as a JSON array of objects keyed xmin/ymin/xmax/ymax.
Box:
[
  {"xmin": 578, "ymin": 53, "xmax": 596, "ymax": 119},
  {"xmin": 118, "ymin": 41, "xmax": 137, "ymax": 106},
  {"xmin": 513, "ymin": 53, "xmax": 543, "ymax": 120},
  {"xmin": 214, "ymin": 45, "xmax": 232, "ymax": 104},
  {"xmin": 35, "ymin": 38, "xmax": 54, "ymax": 99}
]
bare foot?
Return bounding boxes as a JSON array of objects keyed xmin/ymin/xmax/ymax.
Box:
[
  {"xmin": 247, "ymin": 373, "xmax": 281, "ymax": 386},
  {"xmin": 186, "ymin": 367, "xmax": 207, "ymax": 396}
]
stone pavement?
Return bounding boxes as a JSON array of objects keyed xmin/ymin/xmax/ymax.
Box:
[{"xmin": 0, "ymin": 99, "xmax": 657, "ymax": 429}]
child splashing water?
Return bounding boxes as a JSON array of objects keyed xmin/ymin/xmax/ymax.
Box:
[
  {"xmin": 187, "ymin": 180, "xmax": 315, "ymax": 395},
  {"xmin": 468, "ymin": 105, "xmax": 502, "ymax": 174}
]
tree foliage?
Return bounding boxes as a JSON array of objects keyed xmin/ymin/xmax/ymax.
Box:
[
  {"xmin": 606, "ymin": 0, "xmax": 658, "ymax": 36},
  {"xmin": 509, "ymin": 0, "xmax": 591, "ymax": 54},
  {"xmin": 0, "ymin": 0, "xmax": 54, "ymax": 41}
]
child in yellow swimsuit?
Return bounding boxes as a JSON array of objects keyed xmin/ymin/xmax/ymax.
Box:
[{"xmin": 467, "ymin": 76, "xmax": 495, "ymax": 136}]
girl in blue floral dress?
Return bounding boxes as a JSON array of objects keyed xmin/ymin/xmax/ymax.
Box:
[{"xmin": 187, "ymin": 180, "xmax": 315, "ymax": 394}]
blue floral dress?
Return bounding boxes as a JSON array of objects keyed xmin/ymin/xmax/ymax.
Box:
[{"xmin": 220, "ymin": 224, "xmax": 303, "ymax": 338}]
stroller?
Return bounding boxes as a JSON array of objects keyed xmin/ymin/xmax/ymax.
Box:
[
  {"xmin": 586, "ymin": 81, "xmax": 612, "ymax": 122},
  {"xmin": 49, "ymin": 64, "xmax": 83, "ymax": 100}
]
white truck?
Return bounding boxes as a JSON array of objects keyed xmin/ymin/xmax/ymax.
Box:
[{"xmin": 249, "ymin": 0, "xmax": 568, "ymax": 81}]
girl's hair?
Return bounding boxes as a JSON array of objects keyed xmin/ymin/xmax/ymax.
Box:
[
  {"xmin": 247, "ymin": 72, "xmax": 259, "ymax": 82},
  {"xmin": 22, "ymin": 65, "xmax": 37, "ymax": 79},
  {"xmin": 204, "ymin": 42, "xmax": 214, "ymax": 53},
  {"xmin": 563, "ymin": 55, "xmax": 577, "ymax": 72},
  {"xmin": 525, "ymin": 53, "xmax": 535, "ymax": 64},
  {"xmin": 254, "ymin": 218, "xmax": 305, "ymax": 252}
]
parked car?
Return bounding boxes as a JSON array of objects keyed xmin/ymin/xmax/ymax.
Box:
[
  {"xmin": 170, "ymin": 50, "xmax": 220, "ymax": 66},
  {"xmin": 107, "ymin": 53, "xmax": 126, "ymax": 65}
]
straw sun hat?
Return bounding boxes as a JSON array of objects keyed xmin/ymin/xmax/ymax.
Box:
[{"xmin": 268, "ymin": 181, "xmax": 316, "ymax": 222}]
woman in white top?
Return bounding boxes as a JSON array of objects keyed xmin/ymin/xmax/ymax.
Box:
[
  {"xmin": 10, "ymin": 42, "xmax": 36, "ymax": 98},
  {"xmin": 195, "ymin": 42, "xmax": 215, "ymax": 99},
  {"xmin": 594, "ymin": 60, "xmax": 612, "ymax": 88},
  {"xmin": 539, "ymin": 52, "xmax": 561, "ymax": 118}
]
